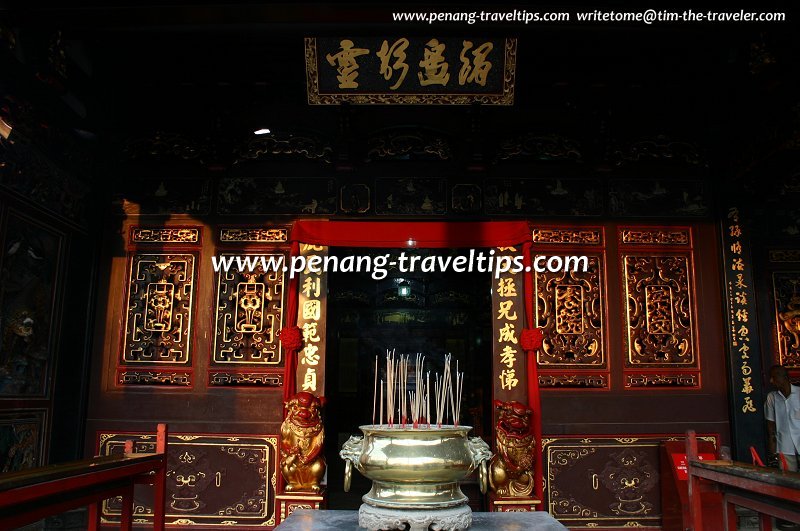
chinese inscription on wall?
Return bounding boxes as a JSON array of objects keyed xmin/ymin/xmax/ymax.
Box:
[
  {"xmin": 306, "ymin": 37, "xmax": 517, "ymax": 104},
  {"xmin": 492, "ymin": 247, "xmax": 527, "ymax": 402},
  {"xmin": 296, "ymin": 244, "xmax": 328, "ymax": 396}
]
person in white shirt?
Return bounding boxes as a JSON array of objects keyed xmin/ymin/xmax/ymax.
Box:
[{"xmin": 764, "ymin": 365, "xmax": 800, "ymax": 472}]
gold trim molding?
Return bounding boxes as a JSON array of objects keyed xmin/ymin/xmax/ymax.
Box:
[
  {"xmin": 219, "ymin": 228, "xmax": 289, "ymax": 243},
  {"xmin": 130, "ymin": 227, "xmax": 199, "ymax": 244},
  {"xmin": 620, "ymin": 229, "xmax": 690, "ymax": 246},
  {"xmin": 532, "ymin": 229, "xmax": 602, "ymax": 245}
]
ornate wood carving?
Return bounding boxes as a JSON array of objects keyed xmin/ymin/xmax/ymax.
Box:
[
  {"xmin": 121, "ymin": 253, "xmax": 196, "ymax": 369},
  {"xmin": 365, "ymin": 128, "xmax": 451, "ymax": 161},
  {"xmin": 625, "ymin": 373, "xmax": 699, "ymax": 388},
  {"xmin": 538, "ymin": 374, "xmax": 607, "ymax": 389},
  {"xmin": 620, "ymin": 229, "xmax": 690, "ymax": 246},
  {"xmin": 535, "ymin": 255, "xmax": 605, "ymax": 370},
  {"xmin": 99, "ymin": 433, "xmax": 277, "ymax": 527},
  {"xmin": 217, "ymin": 178, "xmax": 337, "ymax": 216},
  {"xmin": 0, "ymin": 409, "xmax": 46, "ymax": 471},
  {"xmin": 340, "ymin": 184, "xmax": 371, "ymax": 214},
  {"xmin": 772, "ymin": 272, "xmax": 800, "ymax": 368},
  {"xmin": 610, "ymin": 135, "xmax": 706, "ymax": 167},
  {"xmin": 543, "ymin": 435, "xmax": 716, "ymax": 528},
  {"xmin": 209, "ymin": 372, "xmax": 283, "ymax": 386},
  {"xmin": 623, "ymin": 255, "xmax": 696, "ymax": 368},
  {"xmin": 532, "ymin": 229, "xmax": 602, "ymax": 245},
  {"xmin": 494, "ymin": 133, "xmax": 582, "ymax": 163},
  {"xmin": 375, "ymin": 178, "xmax": 446, "ymax": 215},
  {"xmin": 234, "ymin": 132, "xmax": 333, "ymax": 164},
  {"xmin": 769, "ymin": 250, "xmax": 800, "ymax": 263},
  {"xmin": 219, "ymin": 228, "xmax": 289, "ymax": 243},
  {"xmin": 484, "ymin": 179, "xmax": 603, "ymax": 217},
  {"xmin": 0, "ymin": 210, "xmax": 64, "ymax": 397},
  {"xmin": 130, "ymin": 227, "xmax": 200, "ymax": 244},
  {"xmin": 117, "ymin": 370, "xmax": 191, "ymax": 386},
  {"xmin": 212, "ymin": 253, "xmax": 285, "ymax": 377}
]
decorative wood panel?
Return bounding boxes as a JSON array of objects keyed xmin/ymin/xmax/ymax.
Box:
[
  {"xmin": 219, "ymin": 228, "xmax": 289, "ymax": 243},
  {"xmin": 211, "ymin": 252, "xmax": 286, "ymax": 385},
  {"xmin": 608, "ymin": 179, "xmax": 709, "ymax": 217},
  {"xmin": 375, "ymin": 178, "xmax": 446, "ymax": 215},
  {"xmin": 623, "ymin": 256, "xmax": 696, "ymax": 368},
  {"xmin": 130, "ymin": 227, "xmax": 200, "ymax": 244},
  {"xmin": 0, "ymin": 209, "xmax": 63, "ymax": 397},
  {"xmin": 113, "ymin": 178, "xmax": 212, "ymax": 217},
  {"xmin": 0, "ymin": 409, "xmax": 46, "ymax": 471},
  {"xmin": 120, "ymin": 253, "xmax": 196, "ymax": 385},
  {"xmin": 98, "ymin": 433, "xmax": 278, "ymax": 528},
  {"xmin": 217, "ymin": 178, "xmax": 336, "ymax": 215},
  {"xmin": 484, "ymin": 179, "xmax": 603, "ymax": 217},
  {"xmin": 543, "ymin": 435, "xmax": 717, "ymax": 529},
  {"xmin": 535, "ymin": 255, "xmax": 606, "ymax": 371},
  {"xmin": 772, "ymin": 271, "xmax": 800, "ymax": 368}
]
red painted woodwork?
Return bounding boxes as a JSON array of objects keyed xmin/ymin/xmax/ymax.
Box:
[
  {"xmin": 686, "ymin": 430, "xmax": 800, "ymax": 530},
  {"xmin": 0, "ymin": 423, "xmax": 167, "ymax": 530},
  {"xmin": 661, "ymin": 439, "xmax": 722, "ymax": 531}
]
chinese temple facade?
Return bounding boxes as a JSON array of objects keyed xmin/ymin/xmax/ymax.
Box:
[{"xmin": 0, "ymin": 3, "xmax": 797, "ymax": 529}]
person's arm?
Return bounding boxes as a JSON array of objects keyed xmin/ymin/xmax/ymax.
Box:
[{"xmin": 766, "ymin": 419, "xmax": 777, "ymax": 456}]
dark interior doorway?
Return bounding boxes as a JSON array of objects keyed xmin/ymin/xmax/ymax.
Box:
[{"xmin": 324, "ymin": 247, "xmax": 493, "ymax": 509}]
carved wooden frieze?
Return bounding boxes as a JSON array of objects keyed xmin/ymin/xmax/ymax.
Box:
[
  {"xmin": 98, "ymin": 433, "xmax": 278, "ymax": 527},
  {"xmin": 623, "ymin": 255, "xmax": 696, "ymax": 367},
  {"xmin": 535, "ymin": 255, "xmax": 605, "ymax": 369},
  {"xmin": 219, "ymin": 228, "xmax": 289, "ymax": 243},
  {"xmin": 543, "ymin": 435, "xmax": 715, "ymax": 528},
  {"xmin": 130, "ymin": 227, "xmax": 200, "ymax": 244},
  {"xmin": 212, "ymin": 254, "xmax": 285, "ymax": 371},
  {"xmin": 772, "ymin": 272, "xmax": 800, "ymax": 368},
  {"xmin": 625, "ymin": 373, "xmax": 699, "ymax": 388},
  {"xmin": 532, "ymin": 229, "xmax": 602, "ymax": 245},
  {"xmin": 770, "ymin": 250, "xmax": 800, "ymax": 263},
  {"xmin": 122, "ymin": 253, "xmax": 196, "ymax": 368},
  {"xmin": 538, "ymin": 374, "xmax": 607, "ymax": 389},
  {"xmin": 620, "ymin": 229, "xmax": 690, "ymax": 246}
]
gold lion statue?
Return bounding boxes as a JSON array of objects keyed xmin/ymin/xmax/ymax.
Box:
[
  {"xmin": 489, "ymin": 399, "xmax": 535, "ymax": 497},
  {"xmin": 280, "ymin": 391, "xmax": 326, "ymax": 492}
]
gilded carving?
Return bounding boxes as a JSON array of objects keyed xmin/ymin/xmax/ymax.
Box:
[
  {"xmin": 122, "ymin": 254, "xmax": 195, "ymax": 366},
  {"xmin": 535, "ymin": 256, "xmax": 604, "ymax": 367},
  {"xmin": 625, "ymin": 374, "xmax": 698, "ymax": 388},
  {"xmin": 130, "ymin": 228, "xmax": 199, "ymax": 244},
  {"xmin": 280, "ymin": 392, "xmax": 326, "ymax": 493},
  {"xmin": 489, "ymin": 400, "xmax": 535, "ymax": 497},
  {"xmin": 532, "ymin": 229, "xmax": 601, "ymax": 245},
  {"xmin": 538, "ymin": 374, "xmax": 607, "ymax": 388},
  {"xmin": 623, "ymin": 256, "xmax": 695, "ymax": 366},
  {"xmin": 117, "ymin": 371, "xmax": 191, "ymax": 386},
  {"xmin": 772, "ymin": 272, "xmax": 800, "ymax": 367},
  {"xmin": 620, "ymin": 229, "xmax": 690, "ymax": 246},
  {"xmin": 599, "ymin": 449, "xmax": 657, "ymax": 516},
  {"xmin": 100, "ymin": 433, "xmax": 278, "ymax": 527},
  {"xmin": 365, "ymin": 129, "xmax": 451, "ymax": 161},
  {"xmin": 219, "ymin": 228, "xmax": 288, "ymax": 243},
  {"xmin": 213, "ymin": 255, "xmax": 284, "ymax": 367},
  {"xmin": 495, "ymin": 133, "xmax": 583, "ymax": 163},
  {"xmin": 234, "ymin": 133, "xmax": 332, "ymax": 164},
  {"xmin": 209, "ymin": 373, "xmax": 283, "ymax": 386}
]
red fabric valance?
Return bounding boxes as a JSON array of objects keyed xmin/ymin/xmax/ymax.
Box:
[{"xmin": 290, "ymin": 220, "xmax": 531, "ymax": 248}]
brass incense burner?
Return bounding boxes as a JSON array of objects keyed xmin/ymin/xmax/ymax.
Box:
[{"xmin": 341, "ymin": 425, "xmax": 491, "ymax": 530}]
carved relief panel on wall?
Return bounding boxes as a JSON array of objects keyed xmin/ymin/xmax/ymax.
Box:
[
  {"xmin": 772, "ymin": 271, "xmax": 800, "ymax": 368},
  {"xmin": 543, "ymin": 435, "xmax": 716, "ymax": 528},
  {"xmin": 535, "ymin": 255, "xmax": 605, "ymax": 368},
  {"xmin": 532, "ymin": 228, "xmax": 607, "ymax": 389},
  {"xmin": 98, "ymin": 433, "xmax": 278, "ymax": 528},
  {"xmin": 211, "ymin": 253, "xmax": 285, "ymax": 386},
  {"xmin": 120, "ymin": 248, "xmax": 197, "ymax": 386},
  {"xmin": 623, "ymin": 255, "xmax": 696, "ymax": 367}
]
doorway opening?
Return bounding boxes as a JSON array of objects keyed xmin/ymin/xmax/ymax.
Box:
[{"xmin": 324, "ymin": 247, "xmax": 493, "ymax": 509}]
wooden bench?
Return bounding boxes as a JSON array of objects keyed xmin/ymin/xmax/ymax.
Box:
[
  {"xmin": 686, "ymin": 429, "xmax": 800, "ymax": 530},
  {"xmin": 0, "ymin": 423, "xmax": 167, "ymax": 530}
]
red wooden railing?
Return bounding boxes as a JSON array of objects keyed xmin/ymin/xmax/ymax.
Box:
[{"xmin": 0, "ymin": 423, "xmax": 167, "ymax": 530}]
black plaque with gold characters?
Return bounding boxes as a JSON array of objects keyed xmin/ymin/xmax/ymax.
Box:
[{"xmin": 306, "ymin": 37, "xmax": 516, "ymax": 105}]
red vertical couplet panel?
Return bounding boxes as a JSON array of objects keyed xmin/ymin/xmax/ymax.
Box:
[
  {"xmin": 522, "ymin": 241, "xmax": 544, "ymax": 505},
  {"xmin": 295, "ymin": 244, "xmax": 328, "ymax": 397}
]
